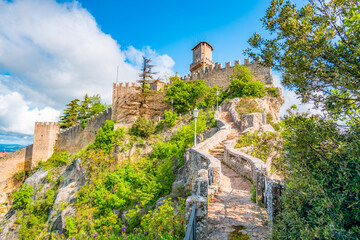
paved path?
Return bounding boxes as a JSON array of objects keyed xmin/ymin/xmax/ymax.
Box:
[{"xmin": 207, "ymin": 112, "xmax": 270, "ymax": 240}]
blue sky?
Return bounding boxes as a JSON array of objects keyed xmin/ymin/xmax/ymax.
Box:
[
  {"xmin": 59, "ymin": 0, "xmax": 271, "ymax": 76},
  {"xmin": 0, "ymin": 0, "xmax": 310, "ymax": 146}
]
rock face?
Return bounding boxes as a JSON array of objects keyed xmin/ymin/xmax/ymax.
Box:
[
  {"xmin": 254, "ymin": 91, "xmax": 285, "ymax": 123},
  {"xmin": 220, "ymin": 89, "xmax": 284, "ymax": 125},
  {"xmin": 47, "ymin": 159, "xmax": 86, "ymax": 234},
  {"xmin": 0, "ymin": 159, "xmax": 86, "ymax": 239}
]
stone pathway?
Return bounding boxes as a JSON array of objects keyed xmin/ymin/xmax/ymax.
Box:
[{"xmin": 207, "ymin": 112, "xmax": 270, "ymax": 240}]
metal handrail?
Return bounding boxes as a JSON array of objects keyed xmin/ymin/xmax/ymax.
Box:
[{"xmin": 184, "ymin": 203, "xmax": 197, "ymax": 240}]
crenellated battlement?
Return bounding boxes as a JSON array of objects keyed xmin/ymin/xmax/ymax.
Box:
[
  {"xmin": 35, "ymin": 122, "xmax": 59, "ymax": 127},
  {"xmin": 180, "ymin": 58, "xmax": 273, "ymax": 88}
]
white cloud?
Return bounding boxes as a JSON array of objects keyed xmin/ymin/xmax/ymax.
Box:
[
  {"xmin": 0, "ymin": 0, "xmax": 174, "ymax": 141},
  {"xmin": 125, "ymin": 46, "xmax": 175, "ymax": 82},
  {"xmin": 0, "ymin": 89, "xmax": 60, "ymax": 135}
]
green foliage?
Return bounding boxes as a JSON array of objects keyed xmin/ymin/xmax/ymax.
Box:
[
  {"xmin": 59, "ymin": 94, "xmax": 109, "ymax": 129},
  {"xmin": 236, "ymin": 131, "xmax": 279, "ymax": 161},
  {"xmin": 130, "ymin": 117, "xmax": 157, "ymax": 138},
  {"xmin": 272, "ymin": 111, "xmax": 360, "ymax": 239},
  {"xmin": 90, "ymin": 120, "xmax": 126, "ymax": 151},
  {"xmin": 251, "ymin": 185, "xmax": 256, "ymax": 203},
  {"xmin": 13, "ymin": 170, "xmax": 28, "ymax": 183},
  {"xmin": 42, "ymin": 151, "xmax": 69, "ymax": 169},
  {"xmin": 141, "ymin": 198, "xmax": 186, "ymax": 239},
  {"xmin": 16, "ymin": 187, "xmax": 56, "ymax": 239},
  {"xmin": 229, "ymin": 65, "xmax": 266, "ymax": 98},
  {"xmin": 13, "ymin": 184, "xmax": 33, "ymax": 209},
  {"xmin": 59, "ymin": 99, "xmax": 80, "ymax": 129},
  {"xmin": 267, "ymin": 87, "xmax": 279, "ymax": 97},
  {"xmin": 163, "ymin": 110, "xmax": 178, "ymax": 128},
  {"xmin": 166, "ymin": 76, "xmax": 225, "ymax": 113},
  {"xmin": 245, "ymin": 0, "xmax": 360, "ymax": 121},
  {"xmin": 152, "ymin": 110, "xmax": 215, "ymax": 166},
  {"xmin": 65, "ymin": 216, "xmax": 77, "ymax": 237}
]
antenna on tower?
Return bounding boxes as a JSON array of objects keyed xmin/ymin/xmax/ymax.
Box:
[{"xmin": 116, "ymin": 65, "xmax": 119, "ymax": 84}]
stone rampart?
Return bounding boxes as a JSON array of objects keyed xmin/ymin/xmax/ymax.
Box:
[
  {"xmin": 181, "ymin": 59, "xmax": 273, "ymax": 89},
  {"xmin": 56, "ymin": 107, "xmax": 112, "ymax": 153},
  {"xmin": 112, "ymin": 82, "xmax": 169, "ymax": 124},
  {"xmin": 184, "ymin": 115, "xmax": 231, "ymax": 240},
  {"xmin": 32, "ymin": 122, "xmax": 60, "ymax": 167},
  {"xmin": 0, "ymin": 144, "xmax": 33, "ymax": 217}
]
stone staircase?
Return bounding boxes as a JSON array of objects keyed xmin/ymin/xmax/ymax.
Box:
[{"xmin": 206, "ymin": 111, "xmax": 270, "ymax": 240}]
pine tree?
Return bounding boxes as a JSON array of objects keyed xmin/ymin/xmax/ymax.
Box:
[
  {"xmin": 59, "ymin": 99, "xmax": 80, "ymax": 129},
  {"xmin": 137, "ymin": 56, "xmax": 157, "ymax": 107},
  {"xmin": 79, "ymin": 94, "xmax": 91, "ymax": 120}
]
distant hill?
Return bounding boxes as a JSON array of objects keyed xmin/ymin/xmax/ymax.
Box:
[{"xmin": 0, "ymin": 144, "xmax": 26, "ymax": 153}]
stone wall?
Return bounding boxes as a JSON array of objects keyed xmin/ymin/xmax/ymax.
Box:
[
  {"xmin": 184, "ymin": 116, "xmax": 231, "ymax": 240},
  {"xmin": 0, "ymin": 144, "xmax": 33, "ymax": 217},
  {"xmin": 223, "ymin": 135, "xmax": 282, "ymax": 225},
  {"xmin": 181, "ymin": 59, "xmax": 273, "ymax": 89},
  {"xmin": 32, "ymin": 122, "xmax": 60, "ymax": 167},
  {"xmin": 56, "ymin": 107, "xmax": 112, "ymax": 153},
  {"xmin": 112, "ymin": 82, "xmax": 169, "ymax": 124}
]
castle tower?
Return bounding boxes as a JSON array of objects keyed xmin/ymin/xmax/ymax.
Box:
[
  {"xmin": 32, "ymin": 122, "xmax": 60, "ymax": 168},
  {"xmin": 190, "ymin": 41, "xmax": 214, "ymax": 73}
]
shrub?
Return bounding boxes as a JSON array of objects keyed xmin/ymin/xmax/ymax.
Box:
[
  {"xmin": 236, "ymin": 131, "xmax": 280, "ymax": 161},
  {"xmin": 13, "ymin": 184, "xmax": 33, "ymax": 209},
  {"xmin": 229, "ymin": 65, "xmax": 266, "ymax": 98},
  {"xmin": 90, "ymin": 120, "xmax": 126, "ymax": 151},
  {"xmin": 163, "ymin": 110, "xmax": 178, "ymax": 128},
  {"xmin": 141, "ymin": 198, "xmax": 186, "ymax": 239},
  {"xmin": 44, "ymin": 151, "xmax": 69, "ymax": 169},
  {"xmin": 130, "ymin": 117, "xmax": 156, "ymax": 138},
  {"xmin": 267, "ymin": 87, "xmax": 279, "ymax": 97}
]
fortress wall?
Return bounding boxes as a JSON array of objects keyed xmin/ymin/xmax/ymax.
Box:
[
  {"xmin": 0, "ymin": 144, "xmax": 33, "ymax": 214},
  {"xmin": 32, "ymin": 122, "xmax": 60, "ymax": 167},
  {"xmin": 112, "ymin": 82, "xmax": 139, "ymax": 123},
  {"xmin": 56, "ymin": 107, "xmax": 112, "ymax": 153},
  {"xmin": 181, "ymin": 59, "xmax": 273, "ymax": 89}
]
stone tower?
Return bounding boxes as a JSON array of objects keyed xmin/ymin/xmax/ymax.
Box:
[
  {"xmin": 32, "ymin": 122, "xmax": 60, "ymax": 167},
  {"xmin": 190, "ymin": 41, "xmax": 214, "ymax": 73}
]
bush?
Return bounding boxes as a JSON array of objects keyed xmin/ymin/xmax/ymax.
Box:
[
  {"xmin": 267, "ymin": 87, "xmax": 279, "ymax": 97},
  {"xmin": 229, "ymin": 65, "xmax": 267, "ymax": 98},
  {"xmin": 236, "ymin": 131, "xmax": 280, "ymax": 161},
  {"xmin": 13, "ymin": 184, "xmax": 33, "ymax": 209},
  {"xmin": 44, "ymin": 151, "xmax": 69, "ymax": 169},
  {"xmin": 140, "ymin": 198, "xmax": 186, "ymax": 239},
  {"xmin": 163, "ymin": 110, "xmax": 178, "ymax": 128},
  {"xmin": 130, "ymin": 117, "xmax": 156, "ymax": 138},
  {"xmin": 91, "ymin": 120, "xmax": 125, "ymax": 151},
  {"xmin": 273, "ymin": 112, "xmax": 360, "ymax": 239}
]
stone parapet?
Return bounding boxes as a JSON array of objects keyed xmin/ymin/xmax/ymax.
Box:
[
  {"xmin": 223, "ymin": 139, "xmax": 282, "ymax": 225},
  {"xmin": 184, "ymin": 114, "xmax": 231, "ymax": 240},
  {"xmin": 181, "ymin": 59, "xmax": 273, "ymax": 89},
  {"xmin": 56, "ymin": 107, "xmax": 112, "ymax": 153}
]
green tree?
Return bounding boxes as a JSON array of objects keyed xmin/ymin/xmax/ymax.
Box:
[
  {"xmin": 229, "ymin": 64, "xmax": 266, "ymax": 98},
  {"xmin": 59, "ymin": 99, "xmax": 80, "ymax": 129},
  {"xmin": 88, "ymin": 94, "xmax": 109, "ymax": 116},
  {"xmin": 274, "ymin": 109, "xmax": 360, "ymax": 239},
  {"xmin": 138, "ymin": 56, "xmax": 157, "ymax": 108},
  {"xmin": 79, "ymin": 93, "xmax": 91, "ymax": 120},
  {"xmin": 166, "ymin": 76, "xmax": 222, "ymax": 113},
  {"xmin": 245, "ymin": 0, "xmax": 360, "ymax": 238},
  {"xmin": 245, "ymin": 0, "xmax": 360, "ymax": 120}
]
